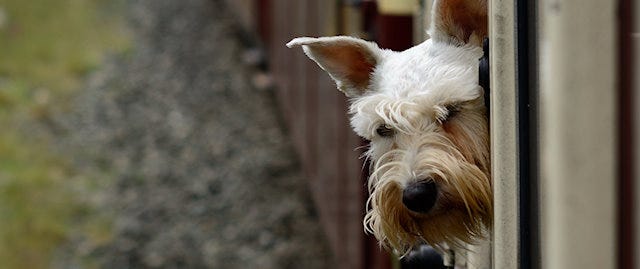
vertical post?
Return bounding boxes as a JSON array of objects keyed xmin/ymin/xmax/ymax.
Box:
[
  {"xmin": 539, "ymin": 1, "xmax": 617, "ymax": 268},
  {"xmin": 490, "ymin": 0, "xmax": 520, "ymax": 268},
  {"xmin": 515, "ymin": 0, "xmax": 540, "ymax": 268}
]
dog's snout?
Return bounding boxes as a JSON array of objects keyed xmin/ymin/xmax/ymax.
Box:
[{"xmin": 402, "ymin": 180, "xmax": 438, "ymax": 213}]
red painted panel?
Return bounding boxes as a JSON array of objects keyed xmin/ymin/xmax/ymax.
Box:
[
  {"xmin": 618, "ymin": 0, "xmax": 635, "ymax": 268},
  {"xmin": 251, "ymin": 1, "xmax": 415, "ymax": 268}
]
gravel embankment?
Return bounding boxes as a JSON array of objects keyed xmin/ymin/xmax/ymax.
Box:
[{"xmin": 54, "ymin": 0, "xmax": 332, "ymax": 268}]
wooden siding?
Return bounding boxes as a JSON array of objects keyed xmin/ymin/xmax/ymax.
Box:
[{"xmin": 225, "ymin": 1, "xmax": 415, "ymax": 268}]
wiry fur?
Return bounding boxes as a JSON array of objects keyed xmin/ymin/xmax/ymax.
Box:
[
  {"xmin": 353, "ymin": 41, "xmax": 491, "ymax": 253},
  {"xmin": 288, "ymin": 0, "xmax": 490, "ymax": 257}
]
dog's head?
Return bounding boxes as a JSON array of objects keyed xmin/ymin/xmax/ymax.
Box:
[{"xmin": 288, "ymin": 0, "xmax": 490, "ymax": 254}]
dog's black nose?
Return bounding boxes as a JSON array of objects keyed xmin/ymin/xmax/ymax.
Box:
[{"xmin": 402, "ymin": 181, "xmax": 438, "ymax": 213}]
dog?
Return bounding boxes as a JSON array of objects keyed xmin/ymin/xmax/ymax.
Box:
[{"xmin": 287, "ymin": 0, "xmax": 491, "ymax": 263}]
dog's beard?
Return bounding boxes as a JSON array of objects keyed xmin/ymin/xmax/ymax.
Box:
[{"xmin": 363, "ymin": 133, "xmax": 492, "ymax": 255}]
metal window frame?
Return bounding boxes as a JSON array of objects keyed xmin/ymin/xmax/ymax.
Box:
[
  {"xmin": 538, "ymin": 1, "xmax": 618, "ymax": 269},
  {"xmin": 491, "ymin": 0, "xmax": 542, "ymax": 267},
  {"xmin": 489, "ymin": 0, "xmax": 520, "ymax": 268},
  {"xmin": 488, "ymin": 1, "xmax": 620, "ymax": 268}
]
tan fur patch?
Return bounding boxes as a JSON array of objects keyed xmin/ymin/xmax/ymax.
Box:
[
  {"xmin": 364, "ymin": 110, "xmax": 493, "ymax": 254},
  {"xmin": 313, "ymin": 44, "xmax": 377, "ymax": 91},
  {"xmin": 435, "ymin": 0, "xmax": 487, "ymax": 46}
]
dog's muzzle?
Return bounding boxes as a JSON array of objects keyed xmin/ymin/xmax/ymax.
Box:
[{"xmin": 402, "ymin": 181, "xmax": 438, "ymax": 213}]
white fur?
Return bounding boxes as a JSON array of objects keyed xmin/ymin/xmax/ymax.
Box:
[
  {"xmin": 287, "ymin": 0, "xmax": 491, "ymax": 260},
  {"xmin": 350, "ymin": 40, "xmax": 483, "ymax": 164}
]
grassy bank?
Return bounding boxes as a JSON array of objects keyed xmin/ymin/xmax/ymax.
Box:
[{"xmin": 0, "ymin": 0, "xmax": 128, "ymax": 268}]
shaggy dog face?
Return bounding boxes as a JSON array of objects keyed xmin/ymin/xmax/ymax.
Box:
[{"xmin": 288, "ymin": 0, "xmax": 490, "ymax": 254}]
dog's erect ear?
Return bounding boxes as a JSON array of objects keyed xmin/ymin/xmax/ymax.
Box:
[
  {"xmin": 429, "ymin": 0, "xmax": 487, "ymax": 46},
  {"xmin": 287, "ymin": 36, "xmax": 383, "ymax": 98}
]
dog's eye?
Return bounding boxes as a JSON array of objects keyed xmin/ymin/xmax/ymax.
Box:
[
  {"xmin": 445, "ymin": 104, "xmax": 460, "ymax": 119},
  {"xmin": 438, "ymin": 104, "xmax": 461, "ymax": 123},
  {"xmin": 376, "ymin": 124, "xmax": 395, "ymax": 137}
]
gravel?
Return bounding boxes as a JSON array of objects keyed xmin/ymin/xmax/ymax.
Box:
[{"xmin": 54, "ymin": 0, "xmax": 333, "ymax": 268}]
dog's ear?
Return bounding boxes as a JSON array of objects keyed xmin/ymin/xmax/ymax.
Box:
[
  {"xmin": 287, "ymin": 36, "xmax": 383, "ymax": 98},
  {"xmin": 429, "ymin": 0, "xmax": 487, "ymax": 46}
]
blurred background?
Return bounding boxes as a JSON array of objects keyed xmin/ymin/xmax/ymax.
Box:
[
  {"xmin": 0, "ymin": 0, "xmax": 424, "ymax": 268},
  {"xmin": 1, "ymin": 0, "xmax": 637, "ymax": 269}
]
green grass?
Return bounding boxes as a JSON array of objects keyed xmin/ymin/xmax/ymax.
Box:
[
  {"xmin": 0, "ymin": 134, "xmax": 82, "ymax": 269},
  {"xmin": 0, "ymin": 0, "xmax": 128, "ymax": 268},
  {"xmin": 0, "ymin": 0, "xmax": 128, "ymax": 97}
]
